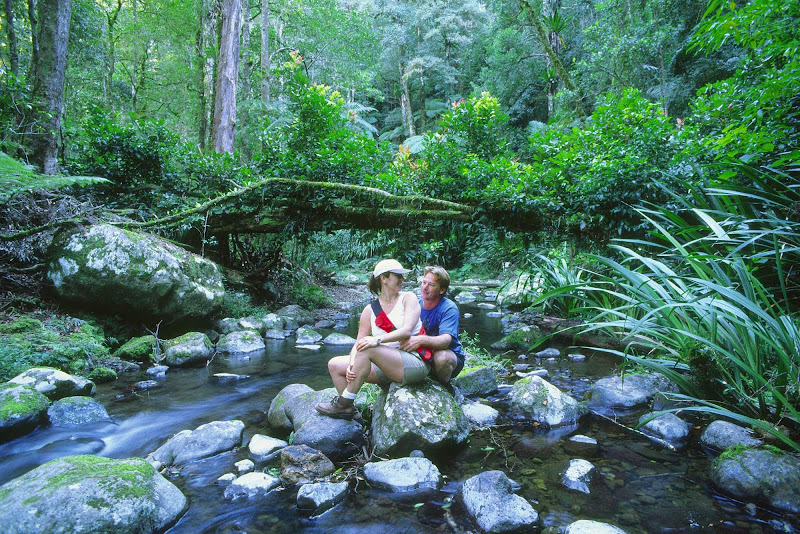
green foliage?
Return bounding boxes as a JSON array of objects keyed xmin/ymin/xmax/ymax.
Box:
[
  {"xmin": 0, "ymin": 74, "xmax": 32, "ymax": 156},
  {"xmin": 0, "ymin": 315, "xmax": 110, "ymax": 381},
  {"xmin": 219, "ymin": 291, "xmax": 267, "ymax": 320},
  {"xmin": 436, "ymin": 93, "xmax": 510, "ymax": 160},
  {"xmin": 0, "ymin": 151, "xmax": 109, "ymax": 205},
  {"xmin": 526, "ymin": 249, "xmax": 592, "ymax": 319},
  {"xmin": 525, "ymin": 89, "xmax": 694, "ymax": 238},
  {"xmin": 256, "ymin": 64, "xmax": 392, "ymax": 185},
  {"xmin": 66, "ymin": 110, "xmax": 179, "ymax": 189},
  {"xmin": 290, "ymin": 283, "xmax": 333, "ymax": 310},
  {"xmin": 569, "ymin": 176, "xmax": 800, "ymax": 450},
  {"xmin": 461, "ymin": 332, "xmax": 510, "ymax": 373}
]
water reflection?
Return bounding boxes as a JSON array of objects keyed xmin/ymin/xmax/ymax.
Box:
[{"xmin": 0, "ymin": 303, "xmax": 792, "ymax": 533}]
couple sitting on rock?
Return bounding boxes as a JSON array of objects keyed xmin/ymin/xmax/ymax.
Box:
[{"xmin": 316, "ymin": 259, "xmax": 464, "ymax": 420}]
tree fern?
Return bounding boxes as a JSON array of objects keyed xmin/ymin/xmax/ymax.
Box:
[{"xmin": 0, "ymin": 151, "xmax": 108, "ymax": 205}]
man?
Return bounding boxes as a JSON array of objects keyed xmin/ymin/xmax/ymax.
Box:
[{"xmin": 399, "ymin": 265, "xmax": 464, "ymax": 385}]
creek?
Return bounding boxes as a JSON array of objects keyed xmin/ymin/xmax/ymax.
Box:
[{"xmin": 0, "ymin": 302, "xmax": 789, "ymax": 533}]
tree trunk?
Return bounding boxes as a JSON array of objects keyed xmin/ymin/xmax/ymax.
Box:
[
  {"xmin": 239, "ymin": 0, "xmax": 251, "ymax": 101},
  {"xmin": 4, "ymin": 0, "xmax": 19, "ymax": 77},
  {"xmin": 543, "ymin": 0, "xmax": 561, "ymax": 118},
  {"xmin": 104, "ymin": 0, "xmax": 122, "ymax": 110},
  {"xmin": 519, "ymin": 0, "xmax": 583, "ymax": 117},
  {"xmin": 195, "ymin": 20, "xmax": 207, "ymax": 150},
  {"xmin": 260, "ymin": 0, "xmax": 269, "ymax": 102},
  {"xmin": 26, "ymin": 0, "xmax": 70, "ymax": 174},
  {"xmin": 26, "ymin": 0, "xmax": 38, "ymax": 82},
  {"xmin": 399, "ymin": 61, "xmax": 415, "ymax": 137},
  {"xmin": 212, "ymin": 0, "xmax": 241, "ymax": 154}
]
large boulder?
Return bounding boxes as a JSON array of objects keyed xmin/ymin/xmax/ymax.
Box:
[
  {"xmin": 276, "ymin": 305, "xmax": 314, "ymax": 327},
  {"xmin": 9, "ymin": 367, "xmax": 95, "ymax": 400},
  {"xmin": 362, "ymin": 457, "xmax": 442, "ymax": 493},
  {"xmin": 216, "ymin": 330, "xmax": 265, "ymax": 354},
  {"xmin": 297, "ymin": 481, "xmax": 349, "ymax": 516},
  {"xmin": 638, "ymin": 412, "xmax": 689, "ymax": 447},
  {"xmin": 280, "ymin": 444, "xmax": 336, "ymax": 485},
  {"xmin": 47, "ymin": 396, "xmax": 112, "ymax": 426},
  {"xmin": 163, "ymin": 332, "xmax": 213, "ymax": 367},
  {"xmin": 452, "ymin": 365, "xmax": 498, "ymax": 397},
  {"xmin": 0, "ymin": 383, "xmax": 49, "ymax": 441},
  {"xmin": 284, "ymin": 388, "xmax": 339, "ymax": 430},
  {"xmin": 700, "ymin": 420, "xmax": 763, "ymax": 452},
  {"xmin": 458, "ymin": 470, "xmax": 538, "ymax": 533},
  {"xmin": 371, "ymin": 381, "xmax": 469, "ymax": 457},
  {"xmin": 490, "ymin": 325, "xmax": 544, "ymax": 352},
  {"xmin": 282, "ymin": 388, "xmax": 363, "ymax": 461},
  {"xmin": 561, "ymin": 459, "xmax": 596, "ymax": 494},
  {"xmin": 267, "ymin": 383, "xmax": 315, "ymax": 430},
  {"xmin": 564, "ymin": 520, "xmax": 628, "ymax": 534},
  {"xmin": 585, "ymin": 373, "xmax": 677, "ymax": 414},
  {"xmin": 508, "ymin": 375, "xmax": 587, "ymax": 427},
  {"xmin": 46, "ymin": 224, "xmax": 224, "ymax": 324},
  {"xmin": 292, "ymin": 415, "xmax": 364, "ymax": 462},
  {"xmin": 0, "ymin": 454, "xmax": 187, "ymax": 534},
  {"xmin": 115, "ymin": 335, "xmax": 158, "ymax": 361},
  {"xmin": 223, "ymin": 472, "xmax": 281, "ymax": 500},
  {"xmin": 710, "ymin": 448, "xmax": 800, "ymax": 514},
  {"xmin": 146, "ymin": 420, "xmax": 245, "ymax": 467}
]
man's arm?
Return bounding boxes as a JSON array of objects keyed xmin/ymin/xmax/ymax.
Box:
[
  {"xmin": 401, "ymin": 332, "xmax": 452, "ymax": 352},
  {"xmin": 400, "ymin": 299, "xmax": 459, "ymax": 352}
]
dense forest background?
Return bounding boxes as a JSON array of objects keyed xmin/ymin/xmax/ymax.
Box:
[{"xmin": 1, "ymin": 0, "xmax": 799, "ymax": 447}]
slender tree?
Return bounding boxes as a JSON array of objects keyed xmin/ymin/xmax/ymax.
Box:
[
  {"xmin": 101, "ymin": 0, "xmax": 123, "ymax": 110},
  {"xmin": 3, "ymin": 0, "xmax": 19, "ymax": 77},
  {"xmin": 260, "ymin": 0, "xmax": 269, "ymax": 101},
  {"xmin": 26, "ymin": 0, "xmax": 38, "ymax": 82},
  {"xmin": 25, "ymin": 0, "xmax": 71, "ymax": 174},
  {"xmin": 211, "ymin": 0, "xmax": 241, "ymax": 153}
]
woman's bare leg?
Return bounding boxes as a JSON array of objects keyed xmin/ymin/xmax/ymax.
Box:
[{"xmin": 344, "ymin": 346, "xmax": 405, "ymax": 394}]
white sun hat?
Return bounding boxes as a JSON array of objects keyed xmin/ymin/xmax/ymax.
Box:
[{"xmin": 372, "ymin": 259, "xmax": 412, "ymax": 277}]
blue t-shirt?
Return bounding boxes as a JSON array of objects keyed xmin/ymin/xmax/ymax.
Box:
[{"xmin": 419, "ymin": 297, "xmax": 463, "ymax": 361}]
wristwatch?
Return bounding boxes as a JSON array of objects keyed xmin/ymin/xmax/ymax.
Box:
[{"xmin": 376, "ymin": 337, "xmax": 382, "ymax": 345}]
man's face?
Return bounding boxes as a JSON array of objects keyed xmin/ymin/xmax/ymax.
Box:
[{"xmin": 421, "ymin": 272, "xmax": 445, "ymax": 301}]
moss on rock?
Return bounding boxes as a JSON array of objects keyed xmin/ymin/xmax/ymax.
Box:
[{"xmin": 115, "ymin": 335, "xmax": 158, "ymax": 361}]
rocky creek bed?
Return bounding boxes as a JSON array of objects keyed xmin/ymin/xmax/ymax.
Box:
[{"xmin": 1, "ymin": 298, "xmax": 799, "ymax": 534}]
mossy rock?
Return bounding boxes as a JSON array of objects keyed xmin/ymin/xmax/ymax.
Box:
[
  {"xmin": 0, "ymin": 317, "xmax": 44, "ymax": 334},
  {"xmin": 115, "ymin": 336, "xmax": 158, "ymax": 361},
  {"xmin": 490, "ymin": 325, "xmax": 545, "ymax": 352},
  {"xmin": 0, "ymin": 383, "xmax": 49, "ymax": 442},
  {"xmin": 88, "ymin": 367, "xmax": 117, "ymax": 383},
  {"xmin": 0, "ymin": 454, "xmax": 187, "ymax": 533}
]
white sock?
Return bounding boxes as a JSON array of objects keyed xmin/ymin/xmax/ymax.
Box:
[{"xmin": 340, "ymin": 389, "xmax": 357, "ymax": 400}]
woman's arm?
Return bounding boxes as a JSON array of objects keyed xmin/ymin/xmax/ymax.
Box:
[
  {"xmin": 351, "ymin": 306, "xmax": 373, "ymax": 361},
  {"xmin": 393, "ymin": 292, "xmax": 421, "ymax": 339}
]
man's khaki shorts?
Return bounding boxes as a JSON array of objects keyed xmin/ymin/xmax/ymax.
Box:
[{"xmin": 373, "ymin": 349, "xmax": 430, "ymax": 385}]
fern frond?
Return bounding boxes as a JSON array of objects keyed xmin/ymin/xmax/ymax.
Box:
[{"xmin": 0, "ymin": 152, "xmax": 109, "ymax": 205}]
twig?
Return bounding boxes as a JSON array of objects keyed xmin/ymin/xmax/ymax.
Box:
[{"xmin": 590, "ymin": 409, "xmax": 678, "ymax": 452}]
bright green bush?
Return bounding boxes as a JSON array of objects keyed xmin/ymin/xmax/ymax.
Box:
[
  {"xmin": 526, "ymin": 89, "xmax": 693, "ymax": 238},
  {"xmin": 66, "ymin": 109, "xmax": 178, "ymax": 189},
  {"xmin": 256, "ymin": 63, "xmax": 391, "ymax": 185}
]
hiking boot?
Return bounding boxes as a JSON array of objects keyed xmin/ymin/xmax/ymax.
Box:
[{"xmin": 315, "ymin": 396, "xmax": 360, "ymax": 420}]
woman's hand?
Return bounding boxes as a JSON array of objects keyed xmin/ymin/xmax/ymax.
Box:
[{"xmin": 356, "ymin": 335, "xmax": 381, "ymax": 351}]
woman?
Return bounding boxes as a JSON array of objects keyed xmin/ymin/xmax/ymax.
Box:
[{"xmin": 316, "ymin": 259, "xmax": 430, "ymax": 420}]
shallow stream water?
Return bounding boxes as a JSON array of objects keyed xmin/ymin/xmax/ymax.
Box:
[{"xmin": 0, "ymin": 303, "xmax": 794, "ymax": 533}]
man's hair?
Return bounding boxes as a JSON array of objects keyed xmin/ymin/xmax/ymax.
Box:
[{"xmin": 424, "ymin": 265, "xmax": 450, "ymax": 292}]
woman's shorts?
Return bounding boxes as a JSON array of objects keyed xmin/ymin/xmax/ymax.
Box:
[{"xmin": 373, "ymin": 349, "xmax": 430, "ymax": 385}]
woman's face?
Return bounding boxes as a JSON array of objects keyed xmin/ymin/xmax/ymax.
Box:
[{"xmin": 382, "ymin": 272, "xmax": 404, "ymax": 292}]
